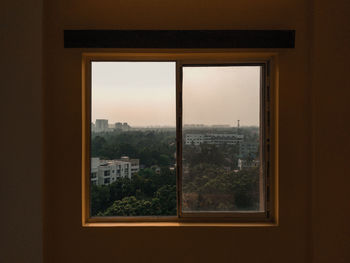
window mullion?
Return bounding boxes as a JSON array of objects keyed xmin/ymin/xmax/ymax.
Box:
[{"xmin": 176, "ymin": 60, "xmax": 183, "ymax": 218}]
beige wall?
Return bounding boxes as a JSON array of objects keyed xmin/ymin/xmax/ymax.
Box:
[{"xmin": 0, "ymin": 0, "xmax": 43, "ymax": 263}]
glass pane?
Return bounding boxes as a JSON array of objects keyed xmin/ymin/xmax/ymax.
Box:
[
  {"xmin": 91, "ymin": 62, "xmax": 177, "ymax": 217},
  {"xmin": 182, "ymin": 66, "xmax": 263, "ymax": 213}
]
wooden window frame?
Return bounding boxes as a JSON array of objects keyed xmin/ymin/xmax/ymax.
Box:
[{"xmin": 82, "ymin": 51, "xmax": 278, "ymax": 227}]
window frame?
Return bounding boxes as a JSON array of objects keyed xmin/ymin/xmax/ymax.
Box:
[{"xmin": 82, "ymin": 52, "xmax": 278, "ymax": 226}]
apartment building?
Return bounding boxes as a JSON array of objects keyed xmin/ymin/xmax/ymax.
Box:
[
  {"xmin": 185, "ymin": 133, "xmax": 244, "ymax": 146},
  {"xmin": 118, "ymin": 156, "xmax": 140, "ymax": 175},
  {"xmin": 91, "ymin": 157, "xmax": 139, "ymax": 185}
]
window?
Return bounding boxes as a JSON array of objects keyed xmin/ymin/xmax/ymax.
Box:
[
  {"xmin": 82, "ymin": 52, "xmax": 277, "ymax": 224},
  {"xmin": 104, "ymin": 178, "xmax": 110, "ymax": 184},
  {"xmin": 181, "ymin": 65, "xmax": 263, "ymax": 215}
]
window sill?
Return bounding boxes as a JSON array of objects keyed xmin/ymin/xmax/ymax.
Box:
[{"xmin": 83, "ymin": 221, "xmax": 278, "ymax": 227}]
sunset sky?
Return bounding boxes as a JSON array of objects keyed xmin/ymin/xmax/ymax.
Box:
[{"xmin": 92, "ymin": 62, "xmax": 260, "ymax": 127}]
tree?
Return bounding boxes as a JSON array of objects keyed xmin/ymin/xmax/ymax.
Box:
[
  {"xmin": 91, "ymin": 184, "xmax": 111, "ymax": 216},
  {"xmin": 155, "ymin": 185, "xmax": 176, "ymax": 215},
  {"xmin": 101, "ymin": 196, "xmax": 162, "ymax": 216},
  {"xmin": 231, "ymin": 167, "xmax": 259, "ymax": 210}
]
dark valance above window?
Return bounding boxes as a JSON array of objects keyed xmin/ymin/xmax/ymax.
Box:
[{"xmin": 64, "ymin": 30, "xmax": 295, "ymax": 49}]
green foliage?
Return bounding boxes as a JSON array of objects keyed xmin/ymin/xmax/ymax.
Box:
[
  {"xmin": 231, "ymin": 168, "xmax": 259, "ymax": 209},
  {"xmin": 183, "ymin": 143, "xmax": 239, "ymax": 169},
  {"xmin": 155, "ymin": 185, "xmax": 177, "ymax": 215},
  {"xmin": 91, "ymin": 167, "xmax": 176, "ymax": 216},
  {"xmin": 99, "ymin": 196, "xmax": 162, "ymax": 216},
  {"xmin": 99, "ymin": 184, "xmax": 177, "ymax": 216},
  {"xmin": 91, "ymin": 129, "xmax": 260, "ymax": 216},
  {"xmin": 91, "ymin": 130, "xmax": 176, "ymax": 167},
  {"xmin": 183, "ymin": 142, "xmax": 260, "ymax": 211},
  {"xmin": 90, "ymin": 184, "xmax": 111, "ymax": 216},
  {"xmin": 182, "ymin": 164, "xmax": 259, "ymax": 211}
]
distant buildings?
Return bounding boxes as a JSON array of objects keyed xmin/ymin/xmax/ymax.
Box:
[
  {"xmin": 92, "ymin": 119, "xmax": 131, "ymax": 133},
  {"xmin": 211, "ymin": 124, "xmax": 231, "ymax": 128},
  {"xmin": 183, "ymin": 124, "xmax": 205, "ymax": 129},
  {"xmin": 185, "ymin": 133, "xmax": 259, "ymax": 159},
  {"xmin": 239, "ymin": 141, "xmax": 259, "ymax": 157},
  {"xmin": 185, "ymin": 133, "xmax": 244, "ymax": 146},
  {"xmin": 91, "ymin": 156, "xmax": 140, "ymax": 186},
  {"xmin": 115, "ymin": 122, "xmax": 131, "ymax": 131},
  {"xmin": 183, "ymin": 124, "xmax": 231, "ymax": 129},
  {"xmin": 95, "ymin": 119, "xmax": 108, "ymax": 132}
]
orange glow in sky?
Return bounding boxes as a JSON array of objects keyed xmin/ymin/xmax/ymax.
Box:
[{"xmin": 92, "ymin": 62, "xmax": 260, "ymax": 127}]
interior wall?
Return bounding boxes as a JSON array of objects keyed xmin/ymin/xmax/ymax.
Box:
[
  {"xmin": 311, "ymin": 0, "xmax": 350, "ymax": 262},
  {"xmin": 0, "ymin": 1, "xmax": 43, "ymax": 263},
  {"xmin": 44, "ymin": 1, "xmax": 313, "ymax": 263}
]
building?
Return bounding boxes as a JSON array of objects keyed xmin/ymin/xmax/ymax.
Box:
[
  {"xmin": 122, "ymin": 122, "xmax": 131, "ymax": 131},
  {"xmin": 185, "ymin": 134, "xmax": 205, "ymax": 145},
  {"xmin": 95, "ymin": 119, "xmax": 108, "ymax": 132},
  {"xmin": 211, "ymin": 124, "xmax": 230, "ymax": 128},
  {"xmin": 237, "ymin": 158, "xmax": 260, "ymax": 170},
  {"xmin": 90, "ymin": 157, "xmax": 99, "ymax": 185},
  {"xmin": 119, "ymin": 156, "xmax": 140, "ymax": 175},
  {"xmin": 115, "ymin": 122, "xmax": 131, "ymax": 131},
  {"xmin": 239, "ymin": 141, "xmax": 259, "ymax": 157},
  {"xmin": 185, "ymin": 133, "xmax": 244, "ymax": 145},
  {"xmin": 91, "ymin": 157, "xmax": 140, "ymax": 185},
  {"xmin": 115, "ymin": 122, "xmax": 123, "ymax": 130}
]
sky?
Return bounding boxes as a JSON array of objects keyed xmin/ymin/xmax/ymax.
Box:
[
  {"xmin": 92, "ymin": 62, "xmax": 260, "ymax": 127},
  {"xmin": 183, "ymin": 66, "xmax": 260, "ymax": 126}
]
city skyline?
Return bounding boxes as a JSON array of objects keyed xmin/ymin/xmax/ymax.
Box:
[{"xmin": 91, "ymin": 119, "xmax": 258, "ymax": 128}]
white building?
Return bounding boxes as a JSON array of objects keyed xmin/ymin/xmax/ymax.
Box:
[
  {"xmin": 119, "ymin": 156, "xmax": 139, "ymax": 175},
  {"xmin": 239, "ymin": 141, "xmax": 259, "ymax": 157},
  {"xmin": 185, "ymin": 133, "xmax": 244, "ymax": 145},
  {"xmin": 237, "ymin": 158, "xmax": 260, "ymax": 170},
  {"xmin": 185, "ymin": 134, "xmax": 205, "ymax": 145},
  {"xmin": 91, "ymin": 157, "xmax": 139, "ymax": 186},
  {"xmin": 91, "ymin": 157, "xmax": 99, "ymax": 185}
]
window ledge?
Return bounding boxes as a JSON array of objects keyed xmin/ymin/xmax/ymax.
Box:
[{"xmin": 83, "ymin": 221, "xmax": 278, "ymax": 227}]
